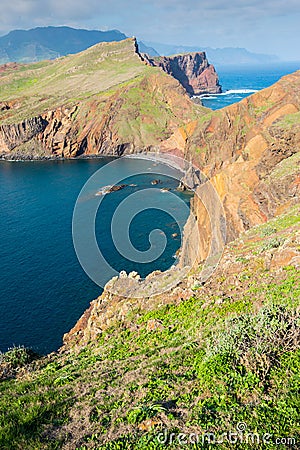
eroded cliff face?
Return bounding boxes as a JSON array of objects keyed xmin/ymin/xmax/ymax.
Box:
[
  {"xmin": 141, "ymin": 52, "xmax": 222, "ymax": 96},
  {"xmin": 178, "ymin": 71, "xmax": 300, "ymax": 266},
  {"xmin": 0, "ymin": 38, "xmax": 214, "ymax": 159},
  {"xmin": 63, "ymin": 202, "xmax": 300, "ymax": 347},
  {"xmin": 62, "ymin": 71, "xmax": 300, "ymax": 348},
  {"xmin": 1, "ymin": 40, "xmax": 299, "ymax": 350},
  {"xmin": 0, "ymin": 116, "xmax": 48, "ymax": 152},
  {"xmin": 0, "ymin": 54, "xmax": 203, "ymax": 158}
]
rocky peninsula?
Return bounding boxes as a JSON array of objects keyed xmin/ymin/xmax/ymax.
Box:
[{"xmin": 0, "ymin": 38, "xmax": 299, "ymax": 449}]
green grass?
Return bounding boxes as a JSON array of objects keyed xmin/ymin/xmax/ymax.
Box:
[
  {"xmin": 0, "ymin": 38, "xmax": 205, "ymax": 155},
  {"xmin": 230, "ymin": 204, "xmax": 300, "ymax": 255},
  {"xmin": 265, "ymin": 152, "xmax": 300, "ymax": 183},
  {"xmin": 253, "ymin": 100, "xmax": 276, "ymax": 116},
  {"xmin": 0, "ymin": 257, "xmax": 299, "ymax": 448},
  {"xmin": 0, "ymin": 39, "xmax": 155, "ymax": 124},
  {"xmin": 275, "ymin": 111, "xmax": 300, "ymax": 129}
]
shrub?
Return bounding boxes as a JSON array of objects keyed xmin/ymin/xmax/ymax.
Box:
[
  {"xmin": 127, "ymin": 403, "xmax": 166, "ymax": 424},
  {"xmin": 260, "ymin": 237, "xmax": 283, "ymax": 253},
  {"xmin": 0, "ymin": 345, "xmax": 39, "ymax": 368},
  {"xmin": 196, "ymin": 304, "xmax": 300, "ymax": 386},
  {"xmin": 260, "ymin": 225, "xmax": 277, "ymax": 237}
]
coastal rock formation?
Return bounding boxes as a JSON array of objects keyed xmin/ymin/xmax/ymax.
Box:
[
  {"xmin": 178, "ymin": 70, "xmax": 300, "ymax": 266},
  {"xmin": 142, "ymin": 52, "xmax": 222, "ymax": 95},
  {"xmin": 0, "ymin": 39, "xmax": 203, "ymax": 158},
  {"xmin": 1, "ymin": 39, "xmax": 300, "ymax": 449},
  {"xmin": 0, "ymin": 116, "xmax": 48, "ymax": 152},
  {"xmin": 0, "ymin": 38, "xmax": 299, "ymax": 280},
  {"xmin": 63, "ymin": 203, "xmax": 300, "ymax": 347},
  {"xmin": 61, "ymin": 71, "xmax": 300, "ymax": 350}
]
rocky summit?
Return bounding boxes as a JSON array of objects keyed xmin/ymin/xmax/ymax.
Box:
[{"xmin": 0, "ymin": 36, "xmax": 299, "ymax": 450}]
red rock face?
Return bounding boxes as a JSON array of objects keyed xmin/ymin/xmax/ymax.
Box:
[{"xmin": 142, "ymin": 52, "xmax": 222, "ymax": 95}]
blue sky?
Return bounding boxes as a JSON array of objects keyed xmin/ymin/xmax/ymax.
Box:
[{"xmin": 0, "ymin": 0, "xmax": 299, "ymax": 60}]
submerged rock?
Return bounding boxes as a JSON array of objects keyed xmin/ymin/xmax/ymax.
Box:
[{"xmin": 95, "ymin": 184, "xmax": 127, "ymax": 196}]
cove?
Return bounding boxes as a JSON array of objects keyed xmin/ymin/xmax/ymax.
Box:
[{"xmin": 0, "ymin": 158, "xmax": 191, "ymax": 354}]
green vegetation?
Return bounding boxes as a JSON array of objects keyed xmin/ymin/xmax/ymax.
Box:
[
  {"xmin": 230, "ymin": 204, "xmax": 300, "ymax": 256},
  {"xmin": 0, "ymin": 38, "xmax": 205, "ymax": 155},
  {"xmin": 115, "ymin": 80, "xmax": 185, "ymax": 145},
  {"xmin": 0, "ymin": 205, "xmax": 299, "ymax": 448},
  {"xmin": 0, "ymin": 345, "xmax": 39, "ymax": 369},
  {"xmin": 253, "ymin": 101, "xmax": 275, "ymax": 116},
  {"xmin": 276, "ymin": 111, "xmax": 300, "ymax": 129},
  {"xmin": 0, "ymin": 39, "xmax": 157, "ymax": 124},
  {"xmin": 266, "ymin": 152, "xmax": 300, "ymax": 184}
]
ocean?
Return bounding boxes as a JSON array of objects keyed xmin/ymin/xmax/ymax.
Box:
[
  {"xmin": 199, "ymin": 62, "xmax": 300, "ymax": 110},
  {"xmin": 0, "ymin": 158, "xmax": 191, "ymax": 354},
  {"xmin": 1, "ymin": 62, "xmax": 299, "ymax": 354}
]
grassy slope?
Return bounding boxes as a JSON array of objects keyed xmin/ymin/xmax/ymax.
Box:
[
  {"xmin": 0, "ymin": 205, "xmax": 299, "ymax": 449},
  {"xmin": 0, "ymin": 39, "xmax": 151, "ymax": 124},
  {"xmin": 0, "ymin": 38, "xmax": 204, "ymax": 156}
]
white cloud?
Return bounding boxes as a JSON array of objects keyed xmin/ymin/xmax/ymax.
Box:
[{"xmin": 0, "ymin": 0, "xmax": 299, "ymax": 59}]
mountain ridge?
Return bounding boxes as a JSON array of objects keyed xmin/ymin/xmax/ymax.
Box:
[
  {"xmin": 0, "ymin": 26, "xmax": 281, "ymax": 68},
  {"xmin": 0, "ymin": 26, "xmax": 158, "ymax": 63},
  {"xmin": 0, "ymin": 38, "xmax": 207, "ymax": 158}
]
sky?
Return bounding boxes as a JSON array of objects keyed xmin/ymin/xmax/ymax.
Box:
[{"xmin": 0, "ymin": 0, "xmax": 300, "ymax": 60}]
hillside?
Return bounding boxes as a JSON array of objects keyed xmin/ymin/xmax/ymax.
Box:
[
  {"xmin": 0, "ymin": 38, "xmax": 206, "ymax": 158},
  {"xmin": 0, "ymin": 203, "xmax": 299, "ymax": 449},
  {"xmin": 166, "ymin": 70, "xmax": 300, "ymax": 268},
  {"xmin": 0, "ymin": 35, "xmax": 299, "ymax": 449},
  {"xmin": 0, "ymin": 27, "xmax": 159, "ymax": 65}
]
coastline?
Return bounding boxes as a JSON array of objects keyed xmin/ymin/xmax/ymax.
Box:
[{"xmin": 0, "ymin": 153, "xmax": 115, "ymax": 162}]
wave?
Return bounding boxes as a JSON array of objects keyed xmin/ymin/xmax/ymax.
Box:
[
  {"xmin": 197, "ymin": 88, "xmax": 258, "ymax": 99},
  {"xmin": 220, "ymin": 89, "xmax": 259, "ymax": 95}
]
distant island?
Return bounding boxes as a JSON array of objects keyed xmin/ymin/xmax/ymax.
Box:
[{"xmin": 0, "ymin": 26, "xmax": 156, "ymax": 64}]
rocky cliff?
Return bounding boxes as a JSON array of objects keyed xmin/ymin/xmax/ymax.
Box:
[
  {"xmin": 0, "ymin": 42, "xmax": 299, "ymax": 267},
  {"xmin": 1, "ymin": 43, "xmax": 300, "ymax": 450},
  {"xmin": 1, "ymin": 202, "xmax": 299, "ymax": 449},
  {"xmin": 64, "ymin": 71, "xmax": 300, "ymax": 347},
  {"xmin": 0, "ymin": 38, "xmax": 206, "ymax": 159},
  {"xmin": 0, "ymin": 39, "xmax": 221, "ymax": 159},
  {"xmin": 176, "ymin": 71, "xmax": 300, "ymax": 267},
  {"xmin": 142, "ymin": 52, "xmax": 221, "ymax": 95}
]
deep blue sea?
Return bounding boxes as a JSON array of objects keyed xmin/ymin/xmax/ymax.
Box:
[
  {"xmin": 199, "ymin": 62, "xmax": 300, "ymax": 109},
  {"xmin": 0, "ymin": 158, "xmax": 191, "ymax": 354},
  {"xmin": 1, "ymin": 62, "xmax": 299, "ymax": 354}
]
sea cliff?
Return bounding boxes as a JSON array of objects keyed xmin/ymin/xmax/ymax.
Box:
[
  {"xmin": 141, "ymin": 52, "xmax": 222, "ymax": 95},
  {"xmin": 0, "ymin": 42, "xmax": 299, "ymax": 449},
  {"xmin": 64, "ymin": 70, "xmax": 300, "ymax": 345},
  {"xmin": 0, "ymin": 38, "xmax": 211, "ymax": 159}
]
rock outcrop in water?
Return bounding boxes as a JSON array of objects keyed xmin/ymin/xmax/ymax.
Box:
[{"xmin": 141, "ymin": 52, "xmax": 221, "ymax": 96}]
